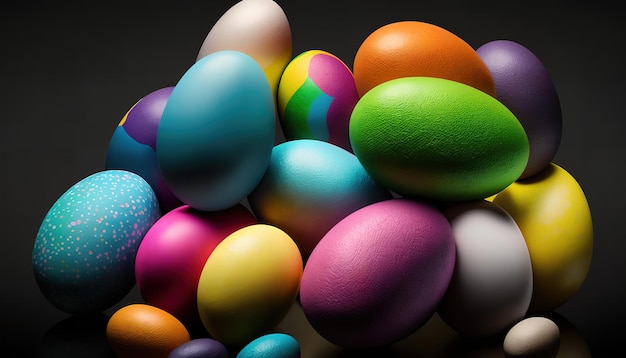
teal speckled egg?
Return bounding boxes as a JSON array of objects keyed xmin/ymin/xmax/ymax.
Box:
[
  {"xmin": 32, "ymin": 170, "xmax": 161, "ymax": 314},
  {"xmin": 236, "ymin": 333, "xmax": 300, "ymax": 358}
]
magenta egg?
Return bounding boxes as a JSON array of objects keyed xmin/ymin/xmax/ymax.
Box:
[
  {"xmin": 299, "ymin": 198, "xmax": 456, "ymax": 348},
  {"xmin": 134, "ymin": 204, "xmax": 256, "ymax": 329}
]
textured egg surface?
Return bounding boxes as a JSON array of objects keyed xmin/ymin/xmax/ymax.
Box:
[
  {"xmin": 236, "ymin": 333, "xmax": 300, "ymax": 358},
  {"xmin": 197, "ymin": 0, "xmax": 292, "ymax": 95},
  {"xmin": 157, "ymin": 50, "xmax": 275, "ymax": 212},
  {"xmin": 135, "ymin": 204, "xmax": 256, "ymax": 329},
  {"xmin": 105, "ymin": 86, "xmax": 182, "ymax": 213},
  {"xmin": 353, "ymin": 20, "xmax": 495, "ymax": 97},
  {"xmin": 106, "ymin": 303, "xmax": 190, "ymax": 358},
  {"xmin": 277, "ymin": 50, "xmax": 359, "ymax": 152},
  {"xmin": 438, "ymin": 200, "xmax": 533, "ymax": 337},
  {"xmin": 300, "ymin": 198, "xmax": 456, "ymax": 348},
  {"xmin": 477, "ymin": 39, "xmax": 562, "ymax": 180},
  {"xmin": 492, "ymin": 163, "xmax": 593, "ymax": 312},
  {"xmin": 247, "ymin": 138, "xmax": 391, "ymax": 259},
  {"xmin": 197, "ymin": 224, "xmax": 303, "ymax": 347},
  {"xmin": 167, "ymin": 338, "xmax": 229, "ymax": 358},
  {"xmin": 32, "ymin": 170, "xmax": 160, "ymax": 314},
  {"xmin": 503, "ymin": 316, "xmax": 560, "ymax": 358},
  {"xmin": 349, "ymin": 76, "xmax": 529, "ymax": 202}
]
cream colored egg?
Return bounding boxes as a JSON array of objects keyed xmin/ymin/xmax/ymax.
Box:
[
  {"xmin": 503, "ymin": 316, "xmax": 560, "ymax": 358},
  {"xmin": 438, "ymin": 200, "xmax": 533, "ymax": 337},
  {"xmin": 197, "ymin": 0, "xmax": 292, "ymax": 95}
]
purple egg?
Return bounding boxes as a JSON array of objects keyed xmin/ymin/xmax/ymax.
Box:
[
  {"xmin": 299, "ymin": 198, "xmax": 456, "ymax": 348},
  {"xmin": 123, "ymin": 87, "xmax": 173, "ymax": 150},
  {"xmin": 106, "ymin": 87, "xmax": 183, "ymax": 213},
  {"xmin": 168, "ymin": 338, "xmax": 229, "ymax": 358},
  {"xmin": 476, "ymin": 40, "xmax": 562, "ymax": 179}
]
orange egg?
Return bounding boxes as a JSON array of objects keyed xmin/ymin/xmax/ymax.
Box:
[
  {"xmin": 106, "ymin": 303, "xmax": 191, "ymax": 358},
  {"xmin": 353, "ymin": 21, "xmax": 495, "ymax": 97}
]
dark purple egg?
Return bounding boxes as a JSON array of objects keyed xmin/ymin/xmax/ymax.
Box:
[
  {"xmin": 477, "ymin": 39, "xmax": 562, "ymax": 179},
  {"xmin": 168, "ymin": 338, "xmax": 229, "ymax": 358},
  {"xmin": 105, "ymin": 86, "xmax": 183, "ymax": 213}
]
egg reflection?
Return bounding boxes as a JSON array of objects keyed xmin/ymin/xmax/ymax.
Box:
[{"xmin": 37, "ymin": 313, "xmax": 115, "ymax": 358}]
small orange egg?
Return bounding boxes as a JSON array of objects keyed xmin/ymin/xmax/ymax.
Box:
[
  {"xmin": 353, "ymin": 21, "xmax": 495, "ymax": 97},
  {"xmin": 106, "ymin": 303, "xmax": 191, "ymax": 358}
]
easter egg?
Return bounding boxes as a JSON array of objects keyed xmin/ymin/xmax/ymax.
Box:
[
  {"xmin": 106, "ymin": 303, "xmax": 190, "ymax": 358},
  {"xmin": 503, "ymin": 316, "xmax": 560, "ymax": 358},
  {"xmin": 300, "ymin": 198, "xmax": 456, "ymax": 348},
  {"xmin": 492, "ymin": 163, "xmax": 593, "ymax": 312},
  {"xmin": 353, "ymin": 21, "xmax": 495, "ymax": 97},
  {"xmin": 438, "ymin": 200, "xmax": 533, "ymax": 337},
  {"xmin": 32, "ymin": 170, "xmax": 160, "ymax": 314},
  {"xmin": 197, "ymin": 0, "xmax": 292, "ymax": 95},
  {"xmin": 349, "ymin": 76, "xmax": 529, "ymax": 202},
  {"xmin": 247, "ymin": 139, "xmax": 391, "ymax": 258},
  {"xmin": 197, "ymin": 224, "xmax": 303, "ymax": 347},
  {"xmin": 168, "ymin": 338, "xmax": 229, "ymax": 358},
  {"xmin": 134, "ymin": 204, "xmax": 256, "ymax": 329},
  {"xmin": 157, "ymin": 50, "xmax": 275, "ymax": 212},
  {"xmin": 236, "ymin": 333, "xmax": 300, "ymax": 358},
  {"xmin": 277, "ymin": 50, "xmax": 359, "ymax": 152},
  {"xmin": 477, "ymin": 40, "xmax": 562, "ymax": 180},
  {"xmin": 105, "ymin": 86, "xmax": 183, "ymax": 213}
]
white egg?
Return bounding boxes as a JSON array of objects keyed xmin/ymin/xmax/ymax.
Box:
[
  {"xmin": 503, "ymin": 316, "xmax": 560, "ymax": 358},
  {"xmin": 438, "ymin": 200, "xmax": 533, "ymax": 337},
  {"xmin": 196, "ymin": 0, "xmax": 292, "ymax": 94}
]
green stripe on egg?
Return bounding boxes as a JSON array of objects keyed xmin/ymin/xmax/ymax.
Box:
[{"xmin": 349, "ymin": 76, "xmax": 529, "ymax": 202}]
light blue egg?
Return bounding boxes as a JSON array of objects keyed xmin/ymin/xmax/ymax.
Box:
[
  {"xmin": 236, "ymin": 333, "xmax": 300, "ymax": 358},
  {"xmin": 247, "ymin": 139, "xmax": 392, "ymax": 258},
  {"xmin": 32, "ymin": 170, "xmax": 161, "ymax": 314},
  {"xmin": 157, "ymin": 50, "xmax": 275, "ymax": 212}
]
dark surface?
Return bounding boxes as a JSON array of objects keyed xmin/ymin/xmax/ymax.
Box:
[{"xmin": 1, "ymin": 1, "xmax": 623, "ymax": 357}]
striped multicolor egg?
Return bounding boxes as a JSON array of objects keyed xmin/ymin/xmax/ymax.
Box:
[{"xmin": 277, "ymin": 50, "xmax": 359, "ymax": 152}]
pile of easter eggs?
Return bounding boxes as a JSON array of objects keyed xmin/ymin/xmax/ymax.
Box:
[{"xmin": 32, "ymin": 0, "xmax": 593, "ymax": 357}]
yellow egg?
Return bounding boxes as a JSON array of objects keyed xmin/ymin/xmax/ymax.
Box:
[
  {"xmin": 492, "ymin": 163, "xmax": 593, "ymax": 312},
  {"xmin": 196, "ymin": 223, "xmax": 303, "ymax": 347}
]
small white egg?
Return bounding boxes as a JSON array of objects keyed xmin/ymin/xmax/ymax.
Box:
[{"xmin": 503, "ymin": 316, "xmax": 560, "ymax": 358}]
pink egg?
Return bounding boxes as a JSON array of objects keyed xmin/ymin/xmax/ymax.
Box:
[
  {"xmin": 299, "ymin": 198, "xmax": 456, "ymax": 348},
  {"xmin": 134, "ymin": 204, "xmax": 256, "ymax": 330}
]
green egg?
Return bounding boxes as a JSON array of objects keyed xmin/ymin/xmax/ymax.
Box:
[{"xmin": 349, "ymin": 76, "xmax": 529, "ymax": 202}]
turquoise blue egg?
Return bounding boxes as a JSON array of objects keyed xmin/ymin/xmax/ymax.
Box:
[
  {"xmin": 247, "ymin": 139, "xmax": 392, "ymax": 259},
  {"xmin": 157, "ymin": 50, "xmax": 275, "ymax": 212},
  {"xmin": 236, "ymin": 333, "xmax": 300, "ymax": 358},
  {"xmin": 32, "ymin": 170, "xmax": 161, "ymax": 314}
]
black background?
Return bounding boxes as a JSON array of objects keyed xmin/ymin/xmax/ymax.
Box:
[{"xmin": 2, "ymin": 1, "xmax": 624, "ymax": 357}]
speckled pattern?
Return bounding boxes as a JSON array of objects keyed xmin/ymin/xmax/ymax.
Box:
[{"xmin": 32, "ymin": 170, "xmax": 161, "ymax": 313}]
